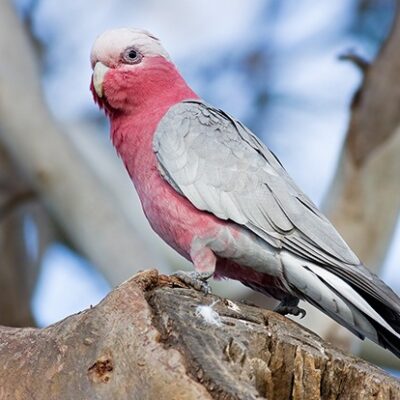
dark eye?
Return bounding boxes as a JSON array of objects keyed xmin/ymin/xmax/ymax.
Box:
[
  {"xmin": 122, "ymin": 47, "xmax": 142, "ymax": 64},
  {"xmin": 128, "ymin": 49, "xmax": 137, "ymax": 59}
]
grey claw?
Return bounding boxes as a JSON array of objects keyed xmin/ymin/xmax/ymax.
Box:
[
  {"xmin": 274, "ymin": 304, "xmax": 307, "ymax": 319},
  {"xmin": 273, "ymin": 296, "xmax": 305, "ymax": 318},
  {"xmin": 172, "ymin": 271, "xmax": 213, "ymax": 295},
  {"xmin": 298, "ymin": 308, "xmax": 306, "ymax": 319}
]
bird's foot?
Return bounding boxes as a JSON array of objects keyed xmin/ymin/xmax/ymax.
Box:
[
  {"xmin": 274, "ymin": 297, "xmax": 306, "ymax": 319},
  {"xmin": 274, "ymin": 304, "xmax": 306, "ymax": 318},
  {"xmin": 172, "ymin": 270, "xmax": 213, "ymax": 295}
]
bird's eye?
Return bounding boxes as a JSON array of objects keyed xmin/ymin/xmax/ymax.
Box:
[
  {"xmin": 122, "ymin": 47, "xmax": 142, "ymax": 64},
  {"xmin": 128, "ymin": 50, "xmax": 137, "ymax": 59}
]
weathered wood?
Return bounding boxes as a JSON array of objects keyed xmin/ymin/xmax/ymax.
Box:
[{"xmin": 0, "ymin": 269, "xmax": 398, "ymax": 400}]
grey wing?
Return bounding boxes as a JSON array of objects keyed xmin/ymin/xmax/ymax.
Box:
[
  {"xmin": 153, "ymin": 99, "xmax": 400, "ymax": 311},
  {"xmin": 154, "ymin": 100, "xmax": 358, "ymax": 264}
]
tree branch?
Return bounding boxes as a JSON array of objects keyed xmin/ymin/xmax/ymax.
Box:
[
  {"xmin": 338, "ymin": 49, "xmax": 370, "ymax": 74},
  {"xmin": 0, "ymin": 270, "xmax": 398, "ymax": 399}
]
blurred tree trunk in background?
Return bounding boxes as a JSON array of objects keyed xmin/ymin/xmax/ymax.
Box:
[
  {"xmin": 0, "ymin": 0, "xmax": 159, "ymax": 295},
  {"xmin": 0, "ymin": 145, "xmax": 50, "ymax": 327},
  {"xmin": 308, "ymin": 4, "xmax": 400, "ymax": 367},
  {"xmin": 324, "ymin": 5, "xmax": 400, "ymax": 271}
]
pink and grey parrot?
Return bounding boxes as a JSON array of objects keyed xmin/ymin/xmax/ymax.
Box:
[{"xmin": 90, "ymin": 28, "xmax": 400, "ymax": 357}]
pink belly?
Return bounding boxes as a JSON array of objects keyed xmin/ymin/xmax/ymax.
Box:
[
  {"xmin": 135, "ymin": 166, "xmax": 224, "ymax": 260},
  {"xmin": 128, "ymin": 147, "xmax": 284, "ymax": 298}
]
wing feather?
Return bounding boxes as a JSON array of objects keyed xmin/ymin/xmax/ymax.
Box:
[
  {"xmin": 154, "ymin": 100, "xmax": 358, "ymax": 265},
  {"xmin": 153, "ymin": 100, "xmax": 400, "ymax": 315}
]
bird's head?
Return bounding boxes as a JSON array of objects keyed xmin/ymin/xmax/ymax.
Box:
[{"xmin": 90, "ymin": 28, "xmax": 194, "ymax": 116}]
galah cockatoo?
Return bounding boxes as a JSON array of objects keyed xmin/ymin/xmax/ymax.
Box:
[{"xmin": 90, "ymin": 28, "xmax": 400, "ymax": 357}]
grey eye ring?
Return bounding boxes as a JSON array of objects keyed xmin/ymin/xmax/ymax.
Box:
[{"xmin": 122, "ymin": 47, "xmax": 142, "ymax": 64}]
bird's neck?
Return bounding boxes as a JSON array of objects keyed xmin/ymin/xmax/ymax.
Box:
[{"xmin": 110, "ymin": 69, "xmax": 198, "ymax": 182}]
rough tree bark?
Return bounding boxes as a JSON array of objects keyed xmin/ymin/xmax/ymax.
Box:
[{"xmin": 0, "ymin": 270, "xmax": 398, "ymax": 400}]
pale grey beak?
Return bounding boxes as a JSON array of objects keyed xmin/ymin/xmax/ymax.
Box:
[{"xmin": 93, "ymin": 62, "xmax": 110, "ymax": 98}]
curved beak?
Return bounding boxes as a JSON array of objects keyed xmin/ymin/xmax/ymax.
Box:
[{"xmin": 92, "ymin": 62, "xmax": 110, "ymax": 98}]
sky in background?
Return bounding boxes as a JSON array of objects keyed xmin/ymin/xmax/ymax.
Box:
[{"xmin": 11, "ymin": 0, "xmax": 399, "ymax": 329}]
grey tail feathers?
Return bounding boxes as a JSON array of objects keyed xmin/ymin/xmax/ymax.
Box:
[
  {"xmin": 306, "ymin": 280, "xmax": 400, "ymax": 358},
  {"xmin": 281, "ymin": 253, "xmax": 400, "ymax": 358},
  {"xmin": 352, "ymin": 285, "xmax": 400, "ymax": 358}
]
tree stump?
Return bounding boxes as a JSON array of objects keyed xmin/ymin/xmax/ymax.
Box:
[{"xmin": 0, "ymin": 269, "xmax": 398, "ymax": 399}]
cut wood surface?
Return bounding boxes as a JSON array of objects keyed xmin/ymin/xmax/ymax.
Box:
[{"xmin": 0, "ymin": 269, "xmax": 398, "ymax": 400}]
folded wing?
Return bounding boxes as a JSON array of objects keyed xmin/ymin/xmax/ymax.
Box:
[{"xmin": 153, "ymin": 100, "xmax": 400, "ymax": 355}]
